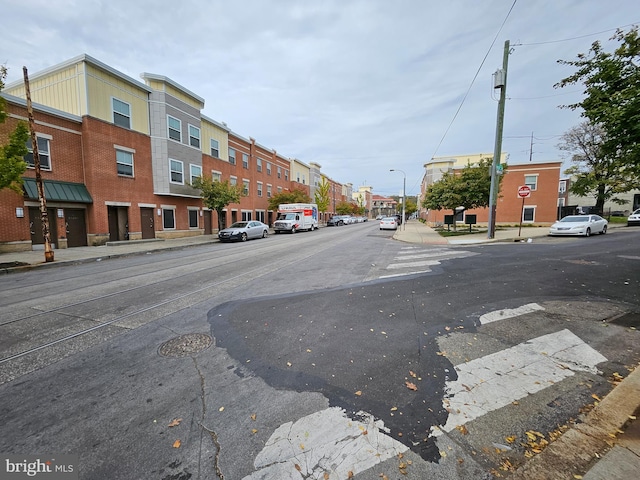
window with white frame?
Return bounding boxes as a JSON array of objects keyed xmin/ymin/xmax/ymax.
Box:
[
  {"xmin": 524, "ymin": 174, "xmax": 538, "ymax": 191},
  {"xmin": 25, "ymin": 136, "xmax": 51, "ymax": 170},
  {"xmin": 116, "ymin": 148, "xmax": 134, "ymax": 177},
  {"xmin": 267, "ymin": 184, "xmax": 272, "ymax": 198},
  {"xmin": 256, "ymin": 158, "xmax": 262, "ymax": 172},
  {"xmin": 257, "ymin": 181, "xmax": 263, "ymax": 197},
  {"xmin": 212, "ymin": 170, "xmax": 221, "ymax": 182},
  {"xmin": 229, "ymin": 147, "xmax": 236, "ymax": 165},
  {"xmin": 242, "ymin": 153, "xmax": 249, "ymax": 169},
  {"xmin": 285, "ymin": 170, "xmax": 289, "ymax": 181},
  {"xmin": 163, "ymin": 208, "xmax": 176, "ymax": 229},
  {"xmin": 266, "ymin": 162, "xmax": 271, "ymax": 175},
  {"xmin": 210, "ymin": 139, "xmax": 219, "ymax": 158},
  {"xmin": 230, "ymin": 176, "xmax": 237, "ymax": 186},
  {"xmin": 277, "ymin": 186, "xmax": 282, "ymax": 193},
  {"xmin": 188, "ymin": 125, "xmax": 201, "ymax": 148},
  {"xmin": 168, "ymin": 116, "xmax": 181, "ymax": 142},
  {"xmin": 277, "ymin": 166, "xmax": 281, "ymax": 178},
  {"xmin": 256, "ymin": 210, "xmax": 265, "ymax": 223},
  {"xmin": 112, "ymin": 98, "xmax": 131, "ymax": 129},
  {"xmin": 296, "ymin": 172, "xmax": 300, "ymax": 182},
  {"xmin": 243, "ymin": 179, "xmax": 249, "ymax": 196},
  {"xmin": 170, "ymin": 159, "xmax": 184, "ymax": 184},
  {"xmin": 188, "ymin": 209, "xmax": 199, "ymax": 228},
  {"xmin": 523, "ymin": 206, "xmax": 536, "ymax": 222},
  {"xmin": 559, "ymin": 180, "xmax": 567, "ymax": 194},
  {"xmin": 190, "ymin": 164, "xmax": 202, "ymax": 184},
  {"xmin": 302, "ymin": 174, "xmax": 306, "ymax": 185},
  {"xmin": 241, "ymin": 210, "xmax": 252, "ymax": 221}
]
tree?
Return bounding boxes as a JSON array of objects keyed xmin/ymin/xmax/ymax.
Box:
[
  {"xmin": 422, "ymin": 159, "xmax": 504, "ymax": 229},
  {"xmin": 335, "ymin": 201, "xmax": 354, "ymax": 215},
  {"xmin": 0, "ymin": 65, "xmax": 29, "ymax": 193},
  {"xmin": 191, "ymin": 176, "xmax": 243, "ymax": 231},
  {"xmin": 555, "ymin": 27, "xmax": 640, "ymax": 190},
  {"xmin": 404, "ymin": 198, "xmax": 418, "ymax": 218},
  {"xmin": 558, "ymin": 121, "xmax": 630, "ymax": 211},
  {"xmin": 314, "ymin": 178, "xmax": 331, "ymax": 221},
  {"xmin": 267, "ymin": 188, "xmax": 311, "ymax": 211}
]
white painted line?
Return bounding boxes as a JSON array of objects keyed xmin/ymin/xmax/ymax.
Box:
[
  {"xmin": 433, "ymin": 329, "xmax": 607, "ymax": 435},
  {"xmin": 245, "ymin": 407, "xmax": 407, "ymax": 479},
  {"xmin": 393, "ymin": 251, "xmax": 474, "ymax": 261},
  {"xmin": 379, "ymin": 270, "xmax": 434, "ymax": 279},
  {"xmin": 479, "ymin": 303, "xmax": 545, "ymax": 325},
  {"xmin": 387, "ymin": 260, "xmax": 443, "ymax": 269}
]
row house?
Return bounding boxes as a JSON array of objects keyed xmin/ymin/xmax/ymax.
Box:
[
  {"xmin": 0, "ymin": 54, "xmax": 344, "ymax": 252},
  {"xmin": 420, "ymin": 154, "xmax": 562, "ymax": 225},
  {"xmin": 370, "ymin": 195, "xmax": 398, "ymax": 218}
]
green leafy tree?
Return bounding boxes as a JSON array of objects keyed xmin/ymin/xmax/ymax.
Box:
[
  {"xmin": 0, "ymin": 66, "xmax": 29, "ymax": 193},
  {"xmin": 555, "ymin": 27, "xmax": 640, "ymax": 203},
  {"xmin": 314, "ymin": 178, "xmax": 331, "ymax": 220},
  {"xmin": 267, "ymin": 188, "xmax": 311, "ymax": 211},
  {"xmin": 404, "ymin": 198, "xmax": 418, "ymax": 218},
  {"xmin": 422, "ymin": 159, "xmax": 504, "ymax": 229},
  {"xmin": 335, "ymin": 200, "xmax": 354, "ymax": 215},
  {"xmin": 191, "ymin": 176, "xmax": 243, "ymax": 231}
]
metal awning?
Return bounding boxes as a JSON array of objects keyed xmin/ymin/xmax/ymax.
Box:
[{"xmin": 22, "ymin": 178, "xmax": 93, "ymax": 203}]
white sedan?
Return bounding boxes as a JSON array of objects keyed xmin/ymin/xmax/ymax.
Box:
[
  {"xmin": 379, "ymin": 217, "xmax": 398, "ymax": 230},
  {"xmin": 549, "ymin": 215, "xmax": 608, "ymax": 237}
]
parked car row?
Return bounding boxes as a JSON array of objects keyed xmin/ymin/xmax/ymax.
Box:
[{"xmin": 326, "ymin": 215, "xmax": 368, "ymax": 226}]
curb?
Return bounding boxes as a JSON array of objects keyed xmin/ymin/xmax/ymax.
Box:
[{"xmin": 508, "ymin": 364, "xmax": 640, "ymax": 479}]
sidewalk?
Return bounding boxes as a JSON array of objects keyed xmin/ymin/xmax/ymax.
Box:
[{"xmin": 1, "ymin": 220, "xmax": 638, "ymax": 478}]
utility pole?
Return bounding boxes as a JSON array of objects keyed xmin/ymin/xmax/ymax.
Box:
[
  {"xmin": 23, "ymin": 67, "xmax": 54, "ymax": 262},
  {"xmin": 487, "ymin": 40, "xmax": 510, "ymax": 239}
]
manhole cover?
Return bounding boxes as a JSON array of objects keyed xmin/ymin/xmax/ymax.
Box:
[{"xmin": 159, "ymin": 333, "xmax": 213, "ymax": 357}]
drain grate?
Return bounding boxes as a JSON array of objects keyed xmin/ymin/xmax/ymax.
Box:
[{"xmin": 159, "ymin": 333, "xmax": 213, "ymax": 357}]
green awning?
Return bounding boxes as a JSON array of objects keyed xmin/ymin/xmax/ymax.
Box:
[{"xmin": 23, "ymin": 178, "xmax": 93, "ymax": 203}]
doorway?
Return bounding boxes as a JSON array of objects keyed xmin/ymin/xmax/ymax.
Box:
[
  {"xmin": 203, "ymin": 210, "xmax": 212, "ymax": 235},
  {"xmin": 29, "ymin": 207, "xmax": 58, "ymax": 248},
  {"xmin": 65, "ymin": 208, "xmax": 88, "ymax": 247},
  {"xmin": 108, "ymin": 206, "xmax": 129, "ymax": 241},
  {"xmin": 140, "ymin": 207, "xmax": 155, "ymax": 239}
]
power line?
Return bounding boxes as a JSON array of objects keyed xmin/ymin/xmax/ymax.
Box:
[{"xmin": 514, "ymin": 22, "xmax": 640, "ymax": 46}]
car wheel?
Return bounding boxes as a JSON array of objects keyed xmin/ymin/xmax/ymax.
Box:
[
  {"xmin": 291, "ymin": 227, "xmax": 297, "ymax": 234},
  {"xmin": 600, "ymin": 225, "xmax": 607, "ymax": 234},
  {"xmin": 241, "ymin": 233, "xmax": 247, "ymax": 242},
  {"xmin": 585, "ymin": 228, "xmax": 591, "ymax": 237},
  {"xmin": 262, "ymin": 230, "xmax": 268, "ymax": 238}
]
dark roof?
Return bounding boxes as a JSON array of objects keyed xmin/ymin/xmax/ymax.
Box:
[{"xmin": 23, "ymin": 178, "xmax": 93, "ymax": 203}]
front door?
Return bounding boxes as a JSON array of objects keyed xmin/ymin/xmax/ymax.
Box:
[
  {"xmin": 29, "ymin": 207, "xmax": 58, "ymax": 247},
  {"xmin": 108, "ymin": 206, "xmax": 129, "ymax": 241},
  {"xmin": 140, "ymin": 207, "xmax": 155, "ymax": 239},
  {"xmin": 203, "ymin": 210, "xmax": 212, "ymax": 235},
  {"xmin": 65, "ymin": 208, "xmax": 88, "ymax": 247}
]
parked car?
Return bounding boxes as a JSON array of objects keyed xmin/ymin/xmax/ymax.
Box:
[
  {"xmin": 327, "ymin": 216, "xmax": 345, "ymax": 226},
  {"xmin": 376, "ymin": 215, "xmax": 384, "ymax": 220},
  {"xmin": 628, "ymin": 209, "xmax": 640, "ymax": 226},
  {"xmin": 379, "ymin": 217, "xmax": 398, "ymax": 230},
  {"xmin": 549, "ymin": 215, "xmax": 608, "ymax": 237},
  {"xmin": 218, "ymin": 221, "xmax": 269, "ymax": 242}
]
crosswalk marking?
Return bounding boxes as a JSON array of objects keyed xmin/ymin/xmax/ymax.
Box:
[
  {"xmin": 479, "ymin": 303, "xmax": 545, "ymax": 324},
  {"xmin": 244, "ymin": 407, "xmax": 407, "ymax": 479},
  {"xmin": 377, "ymin": 247, "xmax": 477, "ymax": 279},
  {"xmin": 433, "ymin": 329, "xmax": 607, "ymax": 435}
]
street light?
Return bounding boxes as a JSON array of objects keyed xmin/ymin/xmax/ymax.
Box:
[{"xmin": 389, "ymin": 169, "xmax": 406, "ymax": 230}]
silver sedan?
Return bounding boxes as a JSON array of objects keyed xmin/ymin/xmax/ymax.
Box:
[
  {"xmin": 218, "ymin": 221, "xmax": 269, "ymax": 242},
  {"xmin": 549, "ymin": 215, "xmax": 608, "ymax": 237}
]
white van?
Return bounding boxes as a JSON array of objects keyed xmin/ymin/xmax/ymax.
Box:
[{"xmin": 273, "ymin": 203, "xmax": 319, "ymax": 233}]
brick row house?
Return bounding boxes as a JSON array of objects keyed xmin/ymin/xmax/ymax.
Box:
[
  {"xmin": 0, "ymin": 54, "xmax": 351, "ymax": 252},
  {"xmin": 420, "ymin": 154, "xmax": 562, "ymax": 225}
]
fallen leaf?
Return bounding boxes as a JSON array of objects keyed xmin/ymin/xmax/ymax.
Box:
[
  {"xmin": 173, "ymin": 439, "xmax": 181, "ymax": 448},
  {"xmin": 219, "ymin": 406, "xmax": 224, "ymax": 412},
  {"xmin": 250, "ymin": 413, "xmax": 257, "ymax": 421},
  {"xmin": 405, "ymin": 381, "xmax": 418, "ymax": 391},
  {"xmin": 168, "ymin": 418, "xmax": 182, "ymax": 427},
  {"xmin": 409, "ymin": 371, "xmax": 417, "ymax": 378},
  {"xmin": 391, "ymin": 406, "xmax": 398, "ymax": 411},
  {"xmin": 251, "ymin": 429, "xmax": 258, "ymax": 434},
  {"xmin": 300, "ymin": 443, "xmax": 305, "ymax": 450},
  {"xmin": 591, "ymin": 393, "xmax": 602, "ymax": 402},
  {"xmin": 324, "ymin": 473, "xmax": 330, "ymax": 480},
  {"xmin": 287, "ymin": 362, "xmax": 292, "ymax": 367},
  {"xmin": 355, "ymin": 390, "xmax": 362, "ymax": 396},
  {"xmin": 347, "ymin": 471, "xmax": 354, "ymax": 478},
  {"xmin": 294, "ymin": 464, "xmax": 301, "ymax": 472},
  {"xmin": 505, "ymin": 435, "xmax": 516, "ymax": 443},
  {"xmin": 455, "ymin": 425, "xmax": 469, "ymax": 435}
]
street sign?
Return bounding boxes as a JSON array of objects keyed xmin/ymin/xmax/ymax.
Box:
[{"xmin": 518, "ymin": 185, "xmax": 531, "ymax": 198}]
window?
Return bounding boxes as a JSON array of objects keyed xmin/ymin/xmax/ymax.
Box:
[
  {"xmin": 523, "ymin": 206, "xmax": 536, "ymax": 222},
  {"xmin": 163, "ymin": 208, "xmax": 175, "ymax": 229},
  {"xmin": 285, "ymin": 170, "xmax": 289, "ymax": 181},
  {"xmin": 210, "ymin": 139, "xmax": 219, "ymax": 158},
  {"xmin": 524, "ymin": 174, "xmax": 538, "ymax": 191},
  {"xmin": 277, "ymin": 186, "xmax": 283, "ymax": 193},
  {"xmin": 256, "ymin": 210, "xmax": 265, "ymax": 223},
  {"xmin": 170, "ymin": 159, "xmax": 184, "ymax": 184},
  {"xmin": 266, "ymin": 162, "xmax": 271, "ymax": 175},
  {"xmin": 257, "ymin": 181, "xmax": 263, "ymax": 197},
  {"xmin": 267, "ymin": 184, "xmax": 272, "ymax": 198},
  {"xmin": 25, "ymin": 136, "xmax": 51, "ymax": 170},
  {"xmin": 168, "ymin": 116, "xmax": 181, "ymax": 142},
  {"xmin": 242, "ymin": 211, "xmax": 252, "ymax": 221},
  {"xmin": 256, "ymin": 158, "xmax": 262, "ymax": 172},
  {"xmin": 212, "ymin": 170, "xmax": 221, "ymax": 182},
  {"xmin": 230, "ymin": 176, "xmax": 237, "ymax": 186},
  {"xmin": 112, "ymin": 98, "xmax": 131, "ymax": 129},
  {"xmin": 296, "ymin": 172, "xmax": 300, "ymax": 182},
  {"xmin": 189, "ymin": 125, "xmax": 201, "ymax": 148},
  {"xmin": 116, "ymin": 149, "xmax": 134, "ymax": 177},
  {"xmin": 188, "ymin": 209, "xmax": 199, "ymax": 228},
  {"xmin": 277, "ymin": 166, "xmax": 282, "ymax": 178},
  {"xmin": 190, "ymin": 164, "xmax": 202, "ymax": 184},
  {"xmin": 243, "ymin": 179, "xmax": 249, "ymax": 196},
  {"xmin": 302, "ymin": 174, "xmax": 306, "ymax": 185},
  {"xmin": 242, "ymin": 153, "xmax": 249, "ymax": 169},
  {"xmin": 559, "ymin": 180, "xmax": 567, "ymax": 194},
  {"xmin": 229, "ymin": 148, "xmax": 236, "ymax": 165}
]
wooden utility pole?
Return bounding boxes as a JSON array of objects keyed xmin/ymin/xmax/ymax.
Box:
[{"xmin": 23, "ymin": 67, "xmax": 54, "ymax": 262}]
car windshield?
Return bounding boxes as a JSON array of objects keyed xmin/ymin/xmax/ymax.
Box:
[
  {"xmin": 229, "ymin": 222, "xmax": 248, "ymax": 228},
  {"xmin": 559, "ymin": 216, "xmax": 588, "ymax": 223}
]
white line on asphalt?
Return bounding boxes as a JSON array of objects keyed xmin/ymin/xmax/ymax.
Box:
[
  {"xmin": 432, "ymin": 329, "xmax": 607, "ymax": 435},
  {"xmin": 244, "ymin": 407, "xmax": 407, "ymax": 479},
  {"xmin": 387, "ymin": 259, "xmax": 443, "ymax": 269},
  {"xmin": 479, "ymin": 303, "xmax": 545, "ymax": 324}
]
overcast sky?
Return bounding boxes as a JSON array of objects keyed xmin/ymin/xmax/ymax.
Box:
[{"xmin": 3, "ymin": 0, "xmax": 639, "ymax": 197}]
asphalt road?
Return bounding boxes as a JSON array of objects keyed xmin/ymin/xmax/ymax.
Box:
[{"xmin": 0, "ymin": 223, "xmax": 638, "ymax": 479}]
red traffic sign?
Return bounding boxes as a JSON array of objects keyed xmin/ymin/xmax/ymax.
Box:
[{"xmin": 517, "ymin": 185, "xmax": 531, "ymax": 198}]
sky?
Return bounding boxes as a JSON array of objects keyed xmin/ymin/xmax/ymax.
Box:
[{"xmin": 3, "ymin": 0, "xmax": 639, "ymax": 197}]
